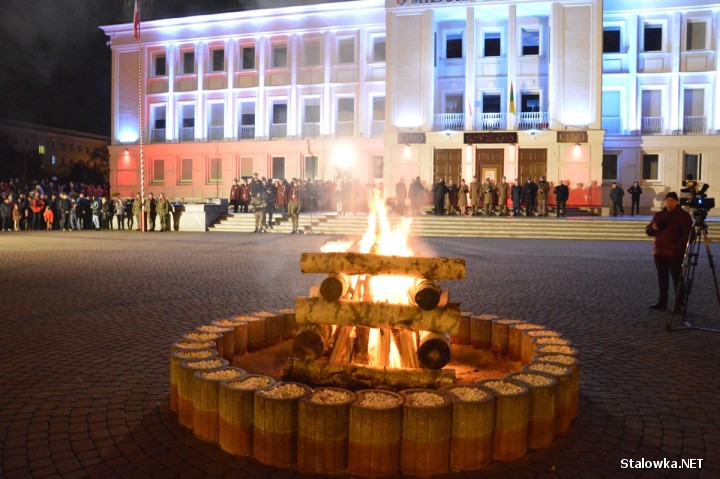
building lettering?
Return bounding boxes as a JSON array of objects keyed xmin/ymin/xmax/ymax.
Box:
[
  {"xmin": 557, "ymin": 131, "xmax": 588, "ymax": 144},
  {"xmin": 398, "ymin": 132, "xmax": 427, "ymax": 144},
  {"xmin": 464, "ymin": 132, "xmax": 517, "ymax": 144}
]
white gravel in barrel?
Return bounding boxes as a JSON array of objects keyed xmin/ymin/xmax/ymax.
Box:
[
  {"xmin": 174, "ymin": 340, "xmax": 215, "ymax": 349},
  {"xmin": 406, "ymin": 391, "xmax": 445, "ymax": 407},
  {"xmin": 185, "ymin": 332, "xmax": 218, "ymax": 340},
  {"xmin": 186, "ymin": 359, "xmax": 224, "ymax": 369},
  {"xmin": 260, "ymin": 383, "xmax": 306, "ymax": 399},
  {"xmin": 175, "ymin": 350, "xmax": 214, "ymax": 359},
  {"xmin": 483, "ymin": 380, "xmax": 524, "ymax": 396},
  {"xmin": 540, "ymin": 354, "xmax": 577, "ymax": 365},
  {"xmin": 227, "ymin": 376, "xmax": 271, "ymax": 390},
  {"xmin": 527, "ymin": 330, "xmax": 561, "ymax": 338},
  {"xmin": 201, "ymin": 369, "xmax": 244, "ymax": 380},
  {"xmin": 512, "ymin": 323, "xmax": 542, "ymax": 330},
  {"xmin": 528, "ymin": 363, "xmax": 571, "ymax": 375},
  {"xmin": 449, "ymin": 387, "xmax": 487, "ymax": 402},
  {"xmin": 513, "ymin": 373, "xmax": 553, "ymax": 386},
  {"xmin": 495, "ymin": 319, "xmax": 522, "ymax": 325},
  {"xmin": 309, "ymin": 389, "xmax": 352, "ymax": 404},
  {"xmin": 359, "ymin": 392, "xmax": 400, "ymax": 408},
  {"xmin": 535, "ymin": 337, "xmax": 571, "ymax": 346},
  {"xmin": 537, "ymin": 345, "xmax": 576, "ymax": 354}
]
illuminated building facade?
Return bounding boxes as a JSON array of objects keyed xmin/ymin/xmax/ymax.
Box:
[{"xmin": 102, "ymin": 0, "xmax": 718, "ymax": 213}]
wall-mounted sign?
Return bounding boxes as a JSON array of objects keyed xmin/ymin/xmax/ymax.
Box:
[
  {"xmin": 463, "ymin": 132, "xmax": 518, "ymax": 144},
  {"xmin": 396, "ymin": 0, "xmax": 471, "ymax": 6},
  {"xmin": 398, "ymin": 132, "xmax": 426, "ymax": 144},
  {"xmin": 557, "ymin": 131, "xmax": 588, "ymax": 143}
]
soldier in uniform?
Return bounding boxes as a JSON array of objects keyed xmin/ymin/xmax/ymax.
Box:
[
  {"xmin": 250, "ymin": 191, "xmax": 266, "ymax": 233},
  {"xmin": 496, "ymin": 176, "xmax": 509, "ymax": 216},
  {"xmin": 446, "ymin": 179, "xmax": 458, "ymax": 215},
  {"xmin": 482, "ymin": 178, "xmax": 495, "ymax": 216},
  {"xmin": 522, "ymin": 177, "xmax": 537, "ymax": 216},
  {"xmin": 144, "ymin": 192, "xmax": 157, "ymax": 231},
  {"xmin": 457, "ymin": 179, "xmax": 469, "ymax": 215},
  {"xmin": 469, "ymin": 176, "xmax": 481, "ymax": 215},
  {"xmin": 511, "ymin": 178, "xmax": 523, "ymax": 216},
  {"xmin": 132, "ymin": 193, "xmax": 142, "ymax": 230},
  {"xmin": 288, "ymin": 192, "xmax": 301, "ymax": 234},
  {"xmin": 156, "ymin": 193, "xmax": 172, "ymax": 232},
  {"xmin": 536, "ymin": 175, "xmax": 551, "ymax": 216}
]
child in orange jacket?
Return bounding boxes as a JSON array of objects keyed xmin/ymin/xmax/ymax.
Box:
[{"xmin": 44, "ymin": 206, "xmax": 54, "ymax": 230}]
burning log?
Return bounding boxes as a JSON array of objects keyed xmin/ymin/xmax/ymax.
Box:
[
  {"xmin": 320, "ymin": 273, "xmax": 351, "ymax": 302},
  {"xmin": 293, "ymin": 324, "xmax": 333, "ymax": 360},
  {"xmin": 409, "ymin": 279, "xmax": 447, "ymax": 311},
  {"xmin": 295, "ymin": 297, "xmax": 460, "ymax": 334},
  {"xmin": 300, "ymin": 252, "xmax": 466, "ymax": 280},
  {"xmin": 283, "ymin": 358, "xmax": 456, "ymax": 391},
  {"xmin": 417, "ymin": 331, "xmax": 451, "ymax": 370},
  {"xmin": 329, "ymin": 326, "xmax": 354, "ymax": 364},
  {"xmin": 392, "ymin": 329, "xmax": 419, "ymax": 369},
  {"xmin": 218, "ymin": 375, "xmax": 276, "ymax": 456},
  {"xmin": 376, "ymin": 328, "xmax": 392, "ymax": 368},
  {"xmin": 353, "ymin": 326, "xmax": 370, "ymax": 365},
  {"xmin": 400, "ymin": 389, "xmax": 452, "ymax": 477}
]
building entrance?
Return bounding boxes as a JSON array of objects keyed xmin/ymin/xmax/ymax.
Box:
[
  {"xmin": 475, "ymin": 149, "xmax": 504, "ymax": 182},
  {"xmin": 433, "ymin": 149, "xmax": 462, "ymax": 183},
  {"xmin": 519, "ymin": 148, "xmax": 547, "ymax": 180}
]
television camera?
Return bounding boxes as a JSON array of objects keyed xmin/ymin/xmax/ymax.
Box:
[{"xmin": 680, "ymin": 180, "xmax": 714, "ymax": 219}]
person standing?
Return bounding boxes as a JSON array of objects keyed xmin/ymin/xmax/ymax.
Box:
[
  {"xmin": 609, "ymin": 182, "xmax": 625, "ymax": 216},
  {"xmin": 144, "ymin": 192, "xmax": 157, "ymax": 231},
  {"xmin": 395, "ymin": 178, "xmax": 407, "ymax": 215},
  {"xmin": 43, "ymin": 205, "xmax": 54, "ymax": 230},
  {"xmin": 408, "ymin": 177, "xmax": 425, "ymax": 216},
  {"xmin": 554, "ymin": 180, "xmax": 569, "ymax": 217},
  {"xmin": 30, "ymin": 193, "xmax": 44, "ymax": 230},
  {"xmin": 522, "ymin": 177, "xmax": 537, "ymax": 216},
  {"xmin": 457, "ymin": 179, "xmax": 469, "ymax": 215},
  {"xmin": 250, "ymin": 191, "xmax": 266, "ymax": 233},
  {"xmin": 115, "ymin": 196, "xmax": 126, "ymax": 230},
  {"xmin": 230, "ymin": 179, "xmax": 241, "ymax": 213},
  {"xmin": 496, "ymin": 176, "xmax": 509, "ymax": 216},
  {"xmin": 511, "ymin": 178, "xmax": 523, "ymax": 217},
  {"xmin": 57, "ymin": 193, "xmax": 72, "ymax": 231},
  {"xmin": 469, "ymin": 176, "xmax": 481, "ymax": 216},
  {"xmin": 481, "ymin": 178, "xmax": 495, "ymax": 216},
  {"xmin": 91, "ymin": 195, "xmax": 101, "ymax": 230},
  {"xmin": 132, "ymin": 193, "xmax": 142, "ymax": 231},
  {"xmin": 263, "ymin": 183, "xmax": 277, "ymax": 229},
  {"xmin": 0, "ymin": 197, "xmax": 13, "ymax": 231},
  {"xmin": 156, "ymin": 193, "xmax": 172, "ymax": 232},
  {"xmin": 446, "ymin": 179, "xmax": 459, "ymax": 215},
  {"xmin": 536, "ymin": 175, "xmax": 550, "ymax": 216},
  {"xmin": 432, "ymin": 178, "xmax": 448, "ymax": 216},
  {"xmin": 288, "ymin": 192, "xmax": 301, "ymax": 234},
  {"xmin": 628, "ymin": 181, "xmax": 643, "ymax": 216},
  {"xmin": 645, "ymin": 192, "xmax": 692, "ymax": 311},
  {"xmin": 239, "ymin": 179, "xmax": 250, "ymax": 213}
]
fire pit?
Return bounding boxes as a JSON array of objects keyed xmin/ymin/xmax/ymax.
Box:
[{"xmin": 168, "ymin": 190, "xmax": 581, "ymax": 476}]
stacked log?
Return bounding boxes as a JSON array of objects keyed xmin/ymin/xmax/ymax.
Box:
[
  {"xmin": 506, "ymin": 371, "xmax": 557, "ymax": 449},
  {"xmin": 520, "ymin": 330, "xmax": 562, "ymax": 364},
  {"xmin": 293, "ymin": 324, "xmax": 332, "ymax": 360},
  {"xmin": 193, "ymin": 367, "xmax": 246, "ymax": 442},
  {"xmin": 178, "ymin": 358, "xmax": 228, "ymax": 429},
  {"xmin": 197, "ymin": 325, "xmax": 234, "ymax": 362},
  {"xmin": 409, "ymin": 279, "xmax": 445, "ymax": 311},
  {"xmin": 478, "ymin": 379, "xmax": 530, "ymax": 461},
  {"xmin": 445, "ymin": 386, "xmax": 495, "ymax": 470},
  {"xmin": 535, "ymin": 353, "xmax": 581, "ymax": 419},
  {"xmin": 183, "ymin": 331, "xmax": 223, "ymax": 358},
  {"xmin": 417, "ymin": 331, "xmax": 451, "ymax": 370},
  {"xmin": 214, "ymin": 318, "xmax": 249, "ymax": 356},
  {"xmin": 253, "ymin": 382, "xmax": 311, "ymax": 467},
  {"xmin": 218, "ymin": 375, "xmax": 276, "ymax": 456},
  {"xmin": 300, "ymin": 252, "xmax": 466, "ymax": 280},
  {"xmin": 469, "ymin": 314, "xmax": 497, "ymax": 349},
  {"xmin": 297, "ymin": 387, "xmax": 357, "ymax": 474},
  {"xmin": 170, "ymin": 348, "xmax": 217, "ymax": 413},
  {"xmin": 490, "ymin": 319, "xmax": 522, "ymax": 356},
  {"xmin": 400, "ymin": 389, "xmax": 452, "ymax": 477},
  {"xmin": 523, "ymin": 363, "xmax": 573, "ymax": 436},
  {"xmin": 507, "ymin": 323, "xmax": 543, "ymax": 361},
  {"xmin": 348, "ymin": 390, "xmax": 404, "ymax": 478},
  {"xmin": 277, "ymin": 308, "xmax": 296, "ymax": 339},
  {"xmin": 320, "ymin": 273, "xmax": 351, "ymax": 302},
  {"xmin": 255, "ymin": 311, "xmax": 284, "ymax": 347}
]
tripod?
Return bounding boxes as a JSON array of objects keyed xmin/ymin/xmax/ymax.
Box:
[{"xmin": 666, "ymin": 213, "xmax": 720, "ymax": 331}]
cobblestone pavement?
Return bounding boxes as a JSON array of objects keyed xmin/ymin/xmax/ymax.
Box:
[{"xmin": 1, "ymin": 231, "xmax": 719, "ymax": 479}]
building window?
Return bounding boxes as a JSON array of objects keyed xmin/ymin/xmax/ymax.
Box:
[
  {"xmin": 445, "ymin": 93, "xmax": 463, "ymax": 114},
  {"xmin": 304, "ymin": 40, "xmax": 321, "ymax": 66},
  {"xmin": 211, "ymin": 48, "xmax": 225, "ymax": 72},
  {"xmin": 602, "ymin": 153, "xmax": 618, "ymax": 181},
  {"xmin": 686, "ymin": 20, "xmax": 707, "ymax": 51},
  {"xmin": 521, "ymin": 94, "xmax": 540, "ymax": 113},
  {"xmin": 272, "ymin": 103, "xmax": 288, "ymax": 124},
  {"xmin": 208, "ymin": 103, "xmax": 224, "ymax": 141},
  {"xmin": 603, "ymin": 28, "xmax": 621, "ymax": 53},
  {"xmin": 482, "ymin": 93, "xmax": 501, "ymax": 113},
  {"xmin": 372, "ymin": 37, "xmax": 386, "ymax": 62},
  {"xmin": 272, "ymin": 157, "xmax": 285, "ymax": 180},
  {"xmin": 38, "ymin": 145, "xmax": 45, "ymax": 155},
  {"xmin": 240, "ymin": 157, "xmax": 253, "ymax": 178},
  {"xmin": 180, "ymin": 158, "xmax": 193, "ymax": 183},
  {"xmin": 209, "ymin": 158, "xmax": 222, "ymax": 183},
  {"xmin": 153, "ymin": 159, "xmax": 165, "ymax": 183},
  {"xmin": 642, "ymin": 154, "xmax": 659, "ymax": 181},
  {"xmin": 272, "ymin": 43, "xmax": 288, "ymax": 68},
  {"xmin": 154, "ymin": 53, "xmax": 167, "ymax": 76},
  {"xmin": 338, "ymin": 38, "xmax": 355, "ymax": 64},
  {"xmin": 182, "ymin": 50, "xmax": 195, "ymax": 74},
  {"xmin": 372, "ymin": 155, "xmax": 383, "ymax": 179},
  {"xmin": 521, "ymin": 29, "xmax": 540, "ymax": 55},
  {"xmin": 643, "ymin": 24, "xmax": 663, "ymax": 52},
  {"xmin": 446, "ymin": 33, "xmax": 463, "ymax": 59},
  {"xmin": 51, "ymin": 155, "xmax": 57, "ymax": 165},
  {"xmin": 305, "ymin": 156, "xmax": 318, "ymax": 179},
  {"xmin": 241, "ymin": 46, "xmax": 255, "ymax": 70},
  {"xmin": 372, "ymin": 97, "xmax": 385, "ymax": 121},
  {"xmin": 684, "ymin": 153, "xmax": 702, "ymax": 181},
  {"xmin": 484, "ymin": 32, "xmax": 501, "ymax": 57}
]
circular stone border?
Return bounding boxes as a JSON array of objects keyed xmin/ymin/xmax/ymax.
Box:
[{"xmin": 169, "ymin": 311, "xmax": 580, "ymax": 476}]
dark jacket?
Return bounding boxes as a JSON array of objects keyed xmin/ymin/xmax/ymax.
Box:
[
  {"xmin": 511, "ymin": 184, "xmax": 523, "ymax": 204},
  {"xmin": 609, "ymin": 186, "xmax": 624, "ymax": 203},
  {"xmin": 645, "ymin": 207, "xmax": 692, "ymax": 257},
  {"xmin": 628, "ymin": 184, "xmax": 643, "ymax": 199},
  {"xmin": 522, "ymin": 181, "xmax": 537, "ymax": 204},
  {"xmin": 554, "ymin": 184, "xmax": 569, "ymax": 202}
]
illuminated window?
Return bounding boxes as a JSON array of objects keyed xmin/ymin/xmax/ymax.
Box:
[
  {"xmin": 209, "ymin": 157, "xmax": 222, "ymax": 183},
  {"xmin": 153, "ymin": 159, "xmax": 165, "ymax": 183},
  {"xmin": 304, "ymin": 41, "xmax": 321, "ymax": 66},
  {"xmin": 643, "ymin": 24, "xmax": 663, "ymax": 52},
  {"xmin": 154, "ymin": 53, "xmax": 167, "ymax": 76},
  {"xmin": 445, "ymin": 93, "xmax": 463, "ymax": 114},
  {"xmin": 305, "ymin": 156, "xmax": 318, "ymax": 179},
  {"xmin": 521, "ymin": 29, "xmax": 540, "ymax": 56},
  {"xmin": 642, "ymin": 154, "xmax": 659, "ymax": 180},
  {"xmin": 211, "ymin": 48, "xmax": 225, "ymax": 72},
  {"xmin": 272, "ymin": 103, "xmax": 288, "ymax": 124},
  {"xmin": 482, "ymin": 93, "xmax": 501, "ymax": 113},
  {"xmin": 338, "ymin": 98, "xmax": 354, "ymax": 121},
  {"xmin": 51, "ymin": 155, "xmax": 57, "ymax": 165},
  {"xmin": 446, "ymin": 33, "xmax": 463, "ymax": 59},
  {"xmin": 372, "ymin": 37, "xmax": 386, "ymax": 62},
  {"xmin": 241, "ymin": 46, "xmax": 255, "ymax": 70},
  {"xmin": 686, "ymin": 20, "xmax": 707, "ymax": 50},
  {"xmin": 272, "ymin": 44, "xmax": 288, "ymax": 68},
  {"xmin": 240, "ymin": 157, "xmax": 253, "ymax": 178},
  {"xmin": 484, "ymin": 32, "xmax": 501, "ymax": 57},
  {"xmin": 180, "ymin": 158, "xmax": 193, "ymax": 183},
  {"xmin": 602, "ymin": 153, "xmax": 618, "ymax": 180},
  {"xmin": 38, "ymin": 145, "xmax": 45, "ymax": 155},
  {"xmin": 182, "ymin": 50, "xmax": 195, "ymax": 74},
  {"xmin": 683, "ymin": 154, "xmax": 702, "ymax": 181},
  {"xmin": 338, "ymin": 38, "xmax": 355, "ymax": 64},
  {"xmin": 603, "ymin": 28, "xmax": 621, "ymax": 53},
  {"xmin": 372, "ymin": 97, "xmax": 385, "ymax": 121},
  {"xmin": 272, "ymin": 157, "xmax": 285, "ymax": 179}
]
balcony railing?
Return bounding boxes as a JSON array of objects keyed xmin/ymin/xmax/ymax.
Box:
[
  {"xmin": 516, "ymin": 112, "xmax": 549, "ymax": 131},
  {"xmin": 238, "ymin": 125, "xmax": 255, "ymax": 140},
  {"xmin": 208, "ymin": 126, "xmax": 224, "ymax": 141},
  {"xmin": 336, "ymin": 121, "xmax": 355, "ymax": 137},
  {"xmin": 683, "ymin": 116, "xmax": 706, "ymax": 135},
  {"xmin": 269, "ymin": 123, "xmax": 288, "ymax": 139},
  {"xmin": 474, "ymin": 113, "xmax": 506, "ymax": 131},
  {"xmin": 641, "ymin": 117, "xmax": 663, "ymax": 135},
  {"xmin": 302, "ymin": 122, "xmax": 320, "ymax": 139},
  {"xmin": 602, "ymin": 116, "xmax": 622, "ymax": 134},
  {"xmin": 179, "ymin": 127, "xmax": 195, "ymax": 142},
  {"xmin": 432, "ymin": 113, "xmax": 465, "ymax": 131},
  {"xmin": 151, "ymin": 128, "xmax": 166, "ymax": 143},
  {"xmin": 371, "ymin": 120, "xmax": 385, "ymax": 137}
]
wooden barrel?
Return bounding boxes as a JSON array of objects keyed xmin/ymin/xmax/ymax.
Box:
[
  {"xmin": 193, "ymin": 367, "xmax": 246, "ymax": 443},
  {"xmin": 523, "ymin": 362, "xmax": 573, "ymax": 436},
  {"xmin": 451, "ymin": 311, "xmax": 473, "ymax": 345},
  {"xmin": 520, "ymin": 330, "xmax": 562, "ymax": 364},
  {"xmin": 348, "ymin": 390, "xmax": 404, "ymax": 478},
  {"xmin": 400, "ymin": 389, "xmax": 452, "ymax": 477},
  {"xmin": 490, "ymin": 319, "xmax": 522, "ymax": 356},
  {"xmin": 170, "ymin": 339, "xmax": 216, "ymax": 353},
  {"xmin": 218, "ymin": 374, "xmax": 276, "ymax": 456},
  {"xmin": 254, "ymin": 311, "xmax": 284, "ymax": 347},
  {"xmin": 196, "ymin": 325, "xmax": 234, "ymax": 362},
  {"xmin": 534, "ymin": 353, "xmax": 581, "ymax": 420},
  {"xmin": 445, "ymin": 385, "xmax": 495, "ymax": 470},
  {"xmin": 478, "ymin": 379, "xmax": 529, "ymax": 461},
  {"xmin": 170, "ymin": 348, "xmax": 217, "ymax": 413},
  {"xmin": 178, "ymin": 358, "xmax": 228, "ymax": 429},
  {"xmin": 214, "ymin": 318, "xmax": 249, "ymax": 357},
  {"xmin": 182, "ymin": 331, "xmax": 224, "ymax": 359},
  {"xmin": 253, "ymin": 382, "xmax": 311, "ymax": 467},
  {"xmin": 236, "ymin": 315, "xmax": 267, "ymax": 352},
  {"xmin": 278, "ymin": 308, "xmax": 296, "ymax": 339},
  {"xmin": 506, "ymin": 371, "xmax": 557, "ymax": 449},
  {"xmin": 297, "ymin": 387, "xmax": 356, "ymax": 474},
  {"xmin": 469, "ymin": 314, "xmax": 496, "ymax": 349},
  {"xmin": 507, "ymin": 323, "xmax": 543, "ymax": 361}
]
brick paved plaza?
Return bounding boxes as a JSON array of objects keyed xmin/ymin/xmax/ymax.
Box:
[{"xmin": 1, "ymin": 231, "xmax": 719, "ymax": 478}]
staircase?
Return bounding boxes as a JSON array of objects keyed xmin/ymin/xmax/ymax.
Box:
[{"xmin": 210, "ymin": 211, "xmax": 720, "ymax": 242}]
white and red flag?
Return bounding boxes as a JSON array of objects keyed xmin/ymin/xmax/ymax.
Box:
[{"xmin": 133, "ymin": 0, "xmax": 141, "ymax": 41}]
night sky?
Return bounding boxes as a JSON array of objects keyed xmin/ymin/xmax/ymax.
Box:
[{"xmin": 0, "ymin": 0, "xmax": 343, "ymax": 138}]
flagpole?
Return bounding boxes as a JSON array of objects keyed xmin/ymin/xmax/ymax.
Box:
[{"xmin": 134, "ymin": 0, "xmax": 145, "ymax": 232}]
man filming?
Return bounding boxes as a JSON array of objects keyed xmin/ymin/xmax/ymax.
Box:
[{"xmin": 645, "ymin": 192, "xmax": 692, "ymax": 312}]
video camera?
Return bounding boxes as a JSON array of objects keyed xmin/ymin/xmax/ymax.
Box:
[{"xmin": 680, "ymin": 180, "xmax": 714, "ymax": 215}]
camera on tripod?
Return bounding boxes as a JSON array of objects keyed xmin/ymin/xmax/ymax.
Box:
[{"xmin": 680, "ymin": 180, "xmax": 714, "ymax": 217}]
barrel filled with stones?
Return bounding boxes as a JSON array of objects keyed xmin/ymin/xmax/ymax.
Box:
[
  {"xmin": 445, "ymin": 385, "xmax": 495, "ymax": 470},
  {"xmin": 218, "ymin": 374, "xmax": 276, "ymax": 456}
]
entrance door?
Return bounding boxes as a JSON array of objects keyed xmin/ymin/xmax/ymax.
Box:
[
  {"xmin": 475, "ymin": 149, "xmax": 504, "ymax": 181},
  {"xmin": 433, "ymin": 149, "xmax": 462, "ymax": 183},
  {"xmin": 518, "ymin": 149, "xmax": 547, "ymax": 180}
]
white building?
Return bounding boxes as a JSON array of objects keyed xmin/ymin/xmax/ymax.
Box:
[{"xmin": 101, "ymin": 0, "xmax": 718, "ymax": 214}]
